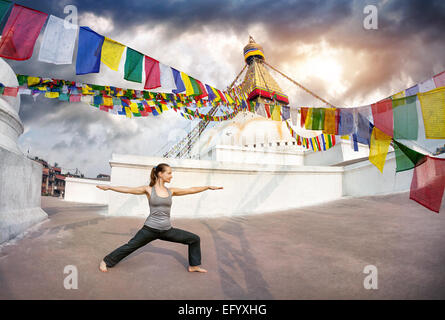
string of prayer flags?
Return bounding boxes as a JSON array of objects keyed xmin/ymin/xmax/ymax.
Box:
[
  {"xmin": 124, "ymin": 47, "xmax": 144, "ymax": 83},
  {"xmin": 76, "ymin": 26, "xmax": 104, "ymax": 75},
  {"xmin": 392, "ymin": 95, "xmax": 418, "ymax": 140},
  {"xmin": 0, "ymin": 4, "xmax": 48, "ymax": 60},
  {"xmin": 38, "ymin": 15, "xmax": 78, "ymax": 65},
  {"xmin": 393, "ymin": 140, "xmax": 426, "ymax": 173},
  {"xmin": 369, "ymin": 126, "xmax": 392, "ymax": 173},
  {"xmin": 409, "ymin": 156, "xmax": 445, "ymax": 213},
  {"xmin": 144, "ymin": 56, "xmax": 161, "ymax": 89},
  {"xmin": 101, "ymin": 37, "xmax": 125, "ymax": 71},
  {"xmin": 417, "ymin": 87, "xmax": 445, "ymax": 139}
]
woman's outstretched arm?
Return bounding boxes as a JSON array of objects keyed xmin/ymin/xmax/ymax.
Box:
[
  {"xmin": 96, "ymin": 185, "xmax": 147, "ymax": 195},
  {"xmin": 170, "ymin": 185, "xmax": 223, "ymax": 196}
]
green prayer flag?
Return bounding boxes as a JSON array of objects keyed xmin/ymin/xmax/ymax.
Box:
[
  {"xmin": 0, "ymin": 86, "xmax": 4, "ymax": 95},
  {"xmin": 124, "ymin": 48, "xmax": 143, "ymax": 83},
  {"xmin": 0, "ymin": 0, "xmax": 11, "ymax": 33},
  {"xmin": 393, "ymin": 140, "xmax": 426, "ymax": 172},
  {"xmin": 17, "ymin": 74, "xmax": 27, "ymax": 86},
  {"xmin": 393, "ymin": 95, "xmax": 418, "ymax": 140},
  {"xmin": 311, "ymin": 108, "xmax": 325, "ymax": 130},
  {"xmin": 189, "ymin": 77, "xmax": 202, "ymax": 96},
  {"xmin": 58, "ymin": 93, "xmax": 69, "ymax": 101}
]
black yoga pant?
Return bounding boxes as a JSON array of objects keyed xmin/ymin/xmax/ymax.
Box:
[{"xmin": 103, "ymin": 225, "xmax": 201, "ymax": 267}]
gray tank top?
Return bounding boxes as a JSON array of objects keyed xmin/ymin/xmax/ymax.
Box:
[{"xmin": 144, "ymin": 186, "xmax": 172, "ymax": 230}]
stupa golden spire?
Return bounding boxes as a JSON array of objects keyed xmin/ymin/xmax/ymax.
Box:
[{"xmin": 241, "ymin": 36, "xmax": 289, "ymax": 105}]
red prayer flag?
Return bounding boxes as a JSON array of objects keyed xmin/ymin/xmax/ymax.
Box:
[
  {"xmin": 409, "ymin": 156, "xmax": 445, "ymax": 213},
  {"xmin": 144, "ymin": 56, "xmax": 161, "ymax": 89},
  {"xmin": 433, "ymin": 71, "xmax": 445, "ymax": 88},
  {"xmin": 195, "ymin": 79, "xmax": 208, "ymax": 99},
  {"xmin": 99, "ymin": 105, "xmax": 109, "ymax": 112},
  {"xmin": 3, "ymin": 86, "xmax": 18, "ymax": 96},
  {"xmin": 264, "ymin": 104, "xmax": 271, "ymax": 118},
  {"xmin": 300, "ymin": 107, "xmax": 308, "ymax": 127},
  {"xmin": 371, "ymin": 98, "xmax": 393, "ymax": 137},
  {"xmin": 0, "ymin": 4, "xmax": 48, "ymax": 60}
]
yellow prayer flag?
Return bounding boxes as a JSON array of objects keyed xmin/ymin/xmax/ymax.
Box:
[
  {"xmin": 44, "ymin": 91, "xmax": 59, "ymax": 98},
  {"xmin": 271, "ymin": 104, "xmax": 281, "ymax": 121},
  {"xmin": 103, "ymin": 97, "xmax": 113, "ymax": 106},
  {"xmin": 391, "ymin": 90, "xmax": 405, "ymax": 99},
  {"xmin": 369, "ymin": 127, "xmax": 392, "ymax": 173},
  {"xmin": 125, "ymin": 107, "xmax": 132, "ymax": 118},
  {"xmin": 180, "ymin": 72, "xmax": 194, "ymax": 96},
  {"xmin": 341, "ymin": 135, "xmax": 350, "ymax": 140},
  {"xmin": 305, "ymin": 108, "xmax": 313, "ymax": 129},
  {"xmin": 323, "ymin": 108, "xmax": 337, "ymax": 134},
  {"xmin": 130, "ymin": 102, "xmax": 140, "ymax": 113},
  {"xmin": 27, "ymin": 76, "xmax": 40, "ymax": 87},
  {"xmin": 417, "ymin": 87, "xmax": 445, "ymax": 138},
  {"xmin": 101, "ymin": 37, "xmax": 125, "ymax": 71},
  {"xmin": 161, "ymin": 104, "xmax": 169, "ymax": 112}
]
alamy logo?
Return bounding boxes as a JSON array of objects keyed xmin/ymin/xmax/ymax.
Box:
[
  {"xmin": 363, "ymin": 5, "xmax": 378, "ymax": 30},
  {"xmin": 363, "ymin": 265, "xmax": 378, "ymax": 289},
  {"xmin": 63, "ymin": 265, "xmax": 78, "ymax": 289}
]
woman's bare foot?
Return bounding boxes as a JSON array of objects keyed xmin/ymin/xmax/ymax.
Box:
[
  {"xmin": 99, "ymin": 260, "xmax": 108, "ymax": 272},
  {"xmin": 188, "ymin": 266, "xmax": 207, "ymax": 273}
]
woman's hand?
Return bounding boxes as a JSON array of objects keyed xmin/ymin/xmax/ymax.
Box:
[
  {"xmin": 96, "ymin": 185, "xmax": 110, "ymax": 191},
  {"xmin": 208, "ymin": 186, "xmax": 223, "ymax": 190}
]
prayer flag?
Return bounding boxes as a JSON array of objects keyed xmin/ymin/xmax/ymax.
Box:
[
  {"xmin": 300, "ymin": 107, "xmax": 308, "ymax": 127},
  {"xmin": 144, "ymin": 56, "xmax": 161, "ymax": 89},
  {"xmin": 338, "ymin": 108, "xmax": 354, "ymax": 135},
  {"xmin": 417, "ymin": 87, "xmax": 445, "ymax": 138},
  {"xmin": 393, "ymin": 140, "xmax": 426, "ymax": 173},
  {"xmin": 369, "ymin": 126, "xmax": 392, "ymax": 173},
  {"xmin": 311, "ymin": 108, "xmax": 325, "ymax": 130},
  {"xmin": 392, "ymin": 95, "xmax": 418, "ymax": 140},
  {"xmin": 405, "ymin": 85, "xmax": 419, "ymax": 97},
  {"xmin": 0, "ymin": 4, "xmax": 48, "ymax": 60},
  {"xmin": 101, "ymin": 37, "xmax": 125, "ymax": 71},
  {"xmin": 371, "ymin": 98, "xmax": 393, "ymax": 137},
  {"xmin": 409, "ymin": 156, "xmax": 445, "ymax": 213},
  {"xmin": 2, "ymin": 86, "xmax": 17, "ymax": 96},
  {"xmin": 0, "ymin": 0, "xmax": 11, "ymax": 28},
  {"xmin": 282, "ymin": 106, "xmax": 290, "ymax": 120},
  {"xmin": 304, "ymin": 108, "xmax": 313, "ymax": 129},
  {"xmin": 38, "ymin": 15, "xmax": 78, "ymax": 65},
  {"xmin": 159, "ymin": 63, "xmax": 177, "ymax": 91},
  {"xmin": 323, "ymin": 108, "xmax": 337, "ymax": 134},
  {"xmin": 172, "ymin": 68, "xmax": 186, "ymax": 93},
  {"xmin": 433, "ymin": 71, "xmax": 445, "ymax": 88},
  {"xmin": 271, "ymin": 104, "xmax": 281, "ymax": 121},
  {"xmin": 124, "ymin": 47, "xmax": 143, "ymax": 83},
  {"xmin": 76, "ymin": 26, "xmax": 104, "ymax": 75},
  {"xmin": 418, "ymin": 79, "xmax": 436, "ymax": 93}
]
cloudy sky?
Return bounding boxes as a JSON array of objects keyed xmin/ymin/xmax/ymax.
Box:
[{"xmin": 5, "ymin": 0, "xmax": 445, "ymax": 177}]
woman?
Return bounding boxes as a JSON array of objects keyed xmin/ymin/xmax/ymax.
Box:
[{"xmin": 96, "ymin": 163, "xmax": 223, "ymax": 273}]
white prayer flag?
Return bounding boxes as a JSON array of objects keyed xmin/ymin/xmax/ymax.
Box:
[
  {"xmin": 38, "ymin": 15, "xmax": 78, "ymax": 65},
  {"xmin": 159, "ymin": 63, "xmax": 177, "ymax": 91}
]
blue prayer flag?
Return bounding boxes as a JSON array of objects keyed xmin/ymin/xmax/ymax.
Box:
[
  {"xmin": 172, "ymin": 68, "xmax": 185, "ymax": 93},
  {"xmin": 76, "ymin": 27, "xmax": 104, "ymax": 75}
]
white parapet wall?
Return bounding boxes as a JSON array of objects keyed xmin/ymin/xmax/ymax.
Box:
[
  {"xmin": 107, "ymin": 153, "xmax": 344, "ymax": 219},
  {"xmin": 342, "ymin": 151, "xmax": 413, "ymax": 197},
  {"xmin": 64, "ymin": 177, "xmax": 110, "ymax": 204}
]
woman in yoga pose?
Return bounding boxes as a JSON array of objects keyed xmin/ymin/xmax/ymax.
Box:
[{"xmin": 96, "ymin": 163, "xmax": 223, "ymax": 273}]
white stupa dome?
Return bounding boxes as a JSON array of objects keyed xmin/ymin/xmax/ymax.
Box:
[{"xmin": 191, "ymin": 110, "xmax": 321, "ymax": 156}]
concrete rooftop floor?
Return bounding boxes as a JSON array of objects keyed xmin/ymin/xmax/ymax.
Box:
[{"xmin": 1, "ymin": 193, "xmax": 444, "ymax": 300}]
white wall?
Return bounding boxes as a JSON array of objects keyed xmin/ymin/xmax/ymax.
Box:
[
  {"xmin": 107, "ymin": 153, "xmax": 343, "ymax": 219},
  {"xmin": 343, "ymin": 152, "xmax": 413, "ymax": 197},
  {"xmin": 64, "ymin": 177, "xmax": 110, "ymax": 204}
]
